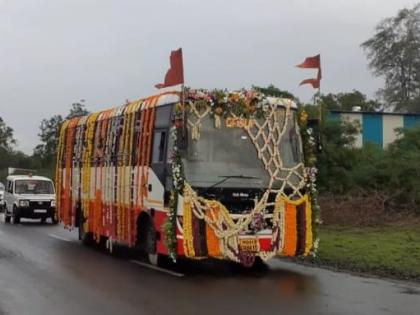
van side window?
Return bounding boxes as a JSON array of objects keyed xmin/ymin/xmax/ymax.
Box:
[
  {"xmin": 152, "ymin": 130, "xmax": 167, "ymax": 163},
  {"xmin": 7, "ymin": 180, "xmax": 13, "ymax": 193}
]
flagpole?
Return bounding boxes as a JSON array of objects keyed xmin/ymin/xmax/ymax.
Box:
[
  {"xmin": 317, "ymin": 86, "xmax": 321, "ymax": 122},
  {"xmin": 316, "ymin": 84, "xmax": 322, "ymax": 152},
  {"xmin": 181, "ymin": 83, "xmax": 185, "ymax": 105},
  {"xmin": 297, "ymin": 53, "xmax": 322, "ymax": 150},
  {"xmin": 181, "ymin": 83, "xmax": 185, "ymax": 128}
]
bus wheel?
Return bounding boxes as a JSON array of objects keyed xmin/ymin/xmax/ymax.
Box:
[
  {"xmin": 78, "ymin": 214, "xmax": 93, "ymax": 246},
  {"xmin": 148, "ymin": 252, "xmax": 159, "ymax": 266},
  {"xmin": 138, "ymin": 214, "xmax": 161, "ymax": 266},
  {"xmin": 249, "ymin": 256, "xmax": 268, "ymax": 271},
  {"xmin": 145, "ymin": 221, "xmax": 161, "ymax": 266}
]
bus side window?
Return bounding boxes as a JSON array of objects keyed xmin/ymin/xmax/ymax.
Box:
[{"xmin": 152, "ymin": 130, "xmax": 167, "ymax": 163}]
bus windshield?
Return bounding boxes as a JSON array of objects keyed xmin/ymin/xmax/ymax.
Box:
[{"xmin": 182, "ymin": 109, "xmax": 303, "ymax": 189}]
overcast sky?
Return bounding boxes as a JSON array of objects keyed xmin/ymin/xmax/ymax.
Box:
[{"xmin": 0, "ymin": 0, "xmax": 418, "ymax": 153}]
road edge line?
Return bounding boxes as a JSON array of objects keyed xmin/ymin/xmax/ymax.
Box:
[
  {"xmin": 130, "ymin": 260, "xmax": 184, "ymax": 277},
  {"xmin": 49, "ymin": 233, "xmax": 71, "ymax": 242}
]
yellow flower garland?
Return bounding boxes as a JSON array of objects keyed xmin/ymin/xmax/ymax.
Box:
[
  {"xmin": 304, "ymin": 197, "xmax": 313, "ymax": 255},
  {"xmin": 81, "ymin": 113, "xmax": 100, "ymax": 232},
  {"xmin": 55, "ymin": 120, "xmax": 69, "ymax": 224},
  {"xmin": 182, "ymin": 197, "xmax": 195, "ymax": 258}
]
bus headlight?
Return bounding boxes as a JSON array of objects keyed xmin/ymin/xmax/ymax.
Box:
[
  {"xmin": 51, "ymin": 200, "xmax": 56, "ymax": 207},
  {"xmin": 19, "ymin": 200, "xmax": 30, "ymax": 208}
]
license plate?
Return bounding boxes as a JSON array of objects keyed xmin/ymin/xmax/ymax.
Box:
[
  {"xmin": 239, "ymin": 238, "xmax": 259, "ymax": 252},
  {"xmin": 34, "ymin": 209, "xmax": 47, "ymax": 213}
]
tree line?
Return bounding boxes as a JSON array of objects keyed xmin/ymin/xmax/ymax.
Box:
[{"xmin": 0, "ymin": 101, "xmax": 89, "ymax": 181}]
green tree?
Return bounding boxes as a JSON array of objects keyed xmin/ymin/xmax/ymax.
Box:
[
  {"xmin": 253, "ymin": 84, "xmax": 297, "ymax": 101},
  {"xmin": 0, "ymin": 117, "xmax": 37, "ymax": 182},
  {"xmin": 67, "ymin": 100, "xmax": 89, "ymax": 119},
  {"xmin": 361, "ymin": 4, "xmax": 420, "ymax": 111},
  {"xmin": 347, "ymin": 127, "xmax": 420, "ymax": 214},
  {"xmin": 34, "ymin": 100, "xmax": 90, "ymax": 167},
  {"xmin": 0, "ymin": 148, "xmax": 36, "ymax": 182},
  {"xmin": 33, "ymin": 114, "xmax": 64, "ymax": 166},
  {"xmin": 0, "ymin": 117, "xmax": 16, "ymax": 150},
  {"xmin": 316, "ymin": 119, "xmax": 360, "ymax": 192},
  {"xmin": 320, "ymin": 90, "xmax": 382, "ymax": 112}
]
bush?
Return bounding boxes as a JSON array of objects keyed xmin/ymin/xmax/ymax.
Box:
[{"xmin": 318, "ymin": 119, "xmax": 420, "ymax": 217}]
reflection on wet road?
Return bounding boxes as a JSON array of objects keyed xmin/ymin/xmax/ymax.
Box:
[{"xmin": 0, "ymin": 217, "xmax": 419, "ymax": 315}]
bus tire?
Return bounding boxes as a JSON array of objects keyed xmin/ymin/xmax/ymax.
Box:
[
  {"xmin": 250, "ymin": 256, "xmax": 268, "ymax": 271},
  {"xmin": 145, "ymin": 221, "xmax": 161, "ymax": 266},
  {"xmin": 137, "ymin": 213, "xmax": 161, "ymax": 266},
  {"xmin": 148, "ymin": 252, "xmax": 160, "ymax": 266},
  {"xmin": 78, "ymin": 212, "xmax": 93, "ymax": 246}
]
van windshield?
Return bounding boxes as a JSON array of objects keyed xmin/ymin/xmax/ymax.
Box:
[{"xmin": 15, "ymin": 180, "xmax": 54, "ymax": 195}]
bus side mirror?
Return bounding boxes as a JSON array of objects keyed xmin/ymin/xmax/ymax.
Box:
[{"xmin": 307, "ymin": 118, "xmax": 322, "ymax": 153}]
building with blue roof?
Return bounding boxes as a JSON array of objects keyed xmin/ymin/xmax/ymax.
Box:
[{"xmin": 330, "ymin": 110, "xmax": 420, "ymax": 148}]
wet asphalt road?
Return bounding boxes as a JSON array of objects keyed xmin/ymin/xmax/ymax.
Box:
[{"xmin": 0, "ymin": 216, "xmax": 419, "ymax": 315}]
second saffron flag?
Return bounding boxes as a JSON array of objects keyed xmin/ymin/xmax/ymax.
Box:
[
  {"xmin": 155, "ymin": 48, "xmax": 184, "ymax": 89},
  {"xmin": 297, "ymin": 54, "xmax": 322, "ymax": 89}
]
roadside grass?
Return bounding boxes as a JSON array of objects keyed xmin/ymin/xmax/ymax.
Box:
[{"xmin": 310, "ymin": 225, "xmax": 420, "ymax": 281}]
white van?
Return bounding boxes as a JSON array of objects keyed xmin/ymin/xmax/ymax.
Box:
[
  {"xmin": 0, "ymin": 182, "xmax": 5, "ymax": 211},
  {"xmin": 3, "ymin": 175, "xmax": 57, "ymax": 224}
]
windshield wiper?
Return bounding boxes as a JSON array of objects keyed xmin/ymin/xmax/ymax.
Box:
[{"xmin": 207, "ymin": 175, "xmax": 260, "ymax": 190}]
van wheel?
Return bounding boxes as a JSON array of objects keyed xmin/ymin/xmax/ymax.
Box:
[
  {"xmin": 51, "ymin": 216, "xmax": 59, "ymax": 225},
  {"xmin": 40, "ymin": 218, "xmax": 46, "ymax": 224},
  {"xmin": 4, "ymin": 214, "xmax": 11, "ymax": 223},
  {"xmin": 11, "ymin": 206, "xmax": 20, "ymax": 224}
]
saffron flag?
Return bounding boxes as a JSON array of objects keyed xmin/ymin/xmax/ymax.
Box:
[
  {"xmin": 297, "ymin": 54, "xmax": 322, "ymax": 89},
  {"xmin": 299, "ymin": 70, "xmax": 322, "ymax": 88},
  {"xmin": 155, "ymin": 48, "xmax": 184, "ymax": 89},
  {"xmin": 296, "ymin": 54, "xmax": 321, "ymax": 69}
]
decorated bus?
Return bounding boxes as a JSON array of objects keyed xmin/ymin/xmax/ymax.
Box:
[{"xmin": 56, "ymin": 88, "xmax": 316, "ymax": 267}]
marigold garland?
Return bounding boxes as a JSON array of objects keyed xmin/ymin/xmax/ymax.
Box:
[
  {"xmin": 272, "ymin": 195, "xmax": 285, "ymax": 254},
  {"xmin": 205, "ymin": 206, "xmax": 221, "ymax": 257},
  {"xmin": 55, "ymin": 120, "xmax": 69, "ymax": 224},
  {"xmin": 182, "ymin": 197, "xmax": 195, "ymax": 258},
  {"xmin": 304, "ymin": 199, "xmax": 313, "ymax": 255},
  {"xmin": 299, "ymin": 108, "xmax": 321, "ymax": 256},
  {"xmin": 282, "ymin": 203, "xmax": 297, "ymax": 256}
]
